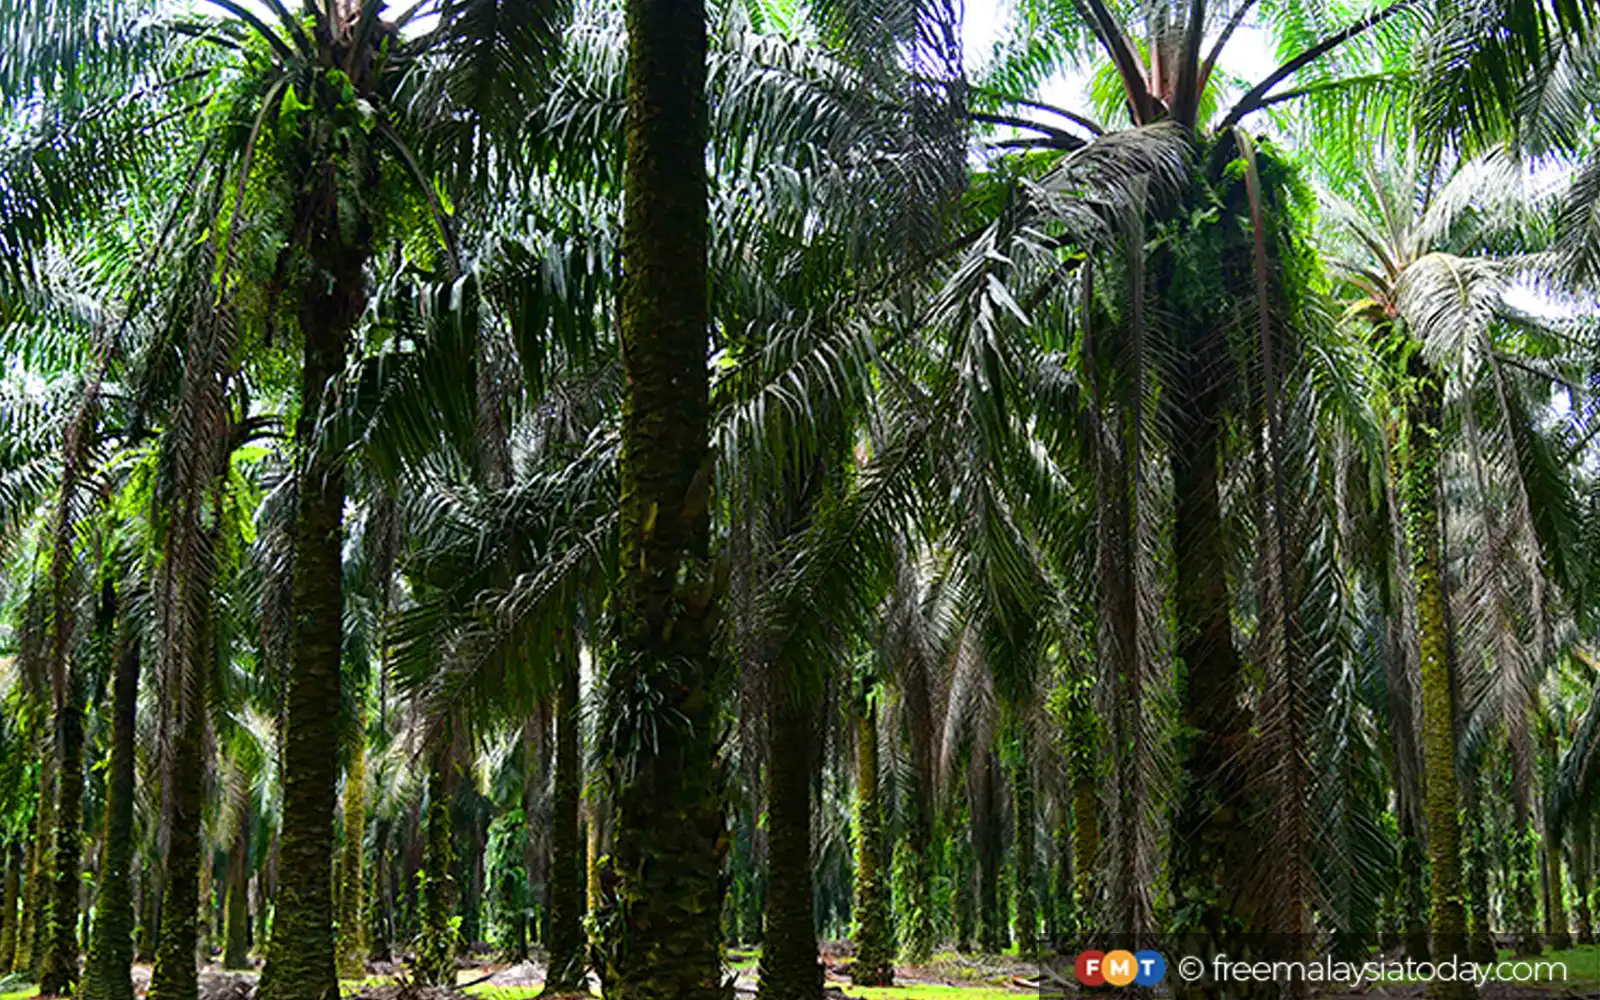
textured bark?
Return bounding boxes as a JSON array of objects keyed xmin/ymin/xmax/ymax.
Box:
[
  {"xmin": 39, "ymin": 670, "xmax": 85, "ymax": 996},
  {"xmin": 1464, "ymin": 778, "xmax": 1496, "ymax": 964},
  {"xmin": 953, "ymin": 836, "xmax": 974, "ymax": 952},
  {"xmin": 135, "ymin": 864, "xmax": 158, "ymax": 963},
  {"xmin": 19, "ymin": 762, "xmax": 56, "ymax": 976},
  {"xmin": 258, "ymin": 187, "xmax": 363, "ymax": 1000},
  {"xmin": 1547, "ymin": 831, "xmax": 1571, "ymax": 950},
  {"xmin": 1396, "ymin": 368, "xmax": 1471, "ymax": 1000},
  {"xmin": 223, "ymin": 809, "xmax": 252, "ymax": 971},
  {"xmin": 367, "ymin": 819, "xmax": 392, "ymax": 963},
  {"xmin": 1009, "ymin": 744, "xmax": 1037, "ymax": 958},
  {"xmin": 542, "ymin": 644, "xmax": 585, "ymax": 994},
  {"xmin": 599, "ymin": 0, "xmax": 724, "ymax": 994},
  {"xmin": 974, "ymin": 756, "xmax": 1005, "ymax": 954},
  {"xmin": 757, "ymin": 699, "xmax": 821, "ymax": 1000},
  {"xmin": 147, "ymin": 629, "xmax": 210, "ymax": 1000},
  {"xmin": 1051, "ymin": 806, "xmax": 1072, "ymax": 945},
  {"xmin": 850, "ymin": 702, "xmax": 893, "ymax": 986},
  {"xmin": 415, "ymin": 747, "xmax": 456, "ymax": 987},
  {"xmin": 0, "ymin": 840, "xmax": 19, "ymax": 974},
  {"xmin": 84, "ymin": 628, "xmax": 142, "ymax": 1000},
  {"xmin": 336, "ymin": 737, "xmax": 367, "ymax": 978},
  {"xmin": 1170, "ymin": 347, "xmax": 1259, "ymax": 996},
  {"xmin": 1575, "ymin": 817, "xmax": 1594, "ymax": 946}
]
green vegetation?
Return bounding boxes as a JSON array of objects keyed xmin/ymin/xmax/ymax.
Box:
[{"xmin": 1, "ymin": 0, "xmax": 1600, "ymax": 999}]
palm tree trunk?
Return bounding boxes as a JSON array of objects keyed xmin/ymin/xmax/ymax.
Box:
[
  {"xmin": 38, "ymin": 668, "xmax": 85, "ymax": 997},
  {"xmin": 136, "ymin": 863, "xmax": 160, "ymax": 963},
  {"xmin": 1464, "ymin": 776, "xmax": 1496, "ymax": 963},
  {"xmin": 416, "ymin": 745, "xmax": 456, "ymax": 987},
  {"xmin": 337, "ymin": 735, "xmax": 367, "ymax": 978},
  {"xmin": 19, "ymin": 761, "xmax": 56, "ymax": 976},
  {"xmin": 1575, "ymin": 816, "xmax": 1594, "ymax": 946},
  {"xmin": 84, "ymin": 621, "xmax": 141, "ymax": 1000},
  {"xmin": 1396, "ymin": 369, "xmax": 1470, "ymax": 1000},
  {"xmin": 974, "ymin": 756, "xmax": 1005, "ymax": 955},
  {"xmin": 953, "ymin": 835, "xmax": 974, "ymax": 952},
  {"xmin": 1051, "ymin": 805, "xmax": 1072, "ymax": 946},
  {"xmin": 600, "ymin": 0, "xmax": 722, "ymax": 993},
  {"xmin": 259, "ymin": 182, "xmax": 365, "ymax": 1000},
  {"xmin": 0, "ymin": 839, "xmax": 22, "ymax": 973},
  {"xmin": 758, "ymin": 698, "xmax": 822, "ymax": 1000},
  {"xmin": 851, "ymin": 700, "xmax": 893, "ymax": 986},
  {"xmin": 223, "ymin": 800, "xmax": 252, "ymax": 971},
  {"xmin": 1547, "ymin": 831, "xmax": 1571, "ymax": 950},
  {"xmin": 367, "ymin": 818, "xmax": 392, "ymax": 964},
  {"xmin": 1170, "ymin": 359, "xmax": 1258, "ymax": 990},
  {"xmin": 1010, "ymin": 739, "xmax": 1038, "ymax": 958},
  {"xmin": 543, "ymin": 641, "xmax": 585, "ymax": 995},
  {"xmin": 148, "ymin": 633, "xmax": 210, "ymax": 1000},
  {"xmin": 1068, "ymin": 688, "xmax": 1099, "ymax": 936}
]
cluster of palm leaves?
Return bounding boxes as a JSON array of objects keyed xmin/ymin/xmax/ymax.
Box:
[{"xmin": 1, "ymin": 0, "xmax": 1600, "ymax": 999}]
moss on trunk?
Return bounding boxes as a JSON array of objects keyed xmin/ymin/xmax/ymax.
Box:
[
  {"xmin": 851, "ymin": 701, "xmax": 893, "ymax": 986},
  {"xmin": 599, "ymin": 0, "xmax": 725, "ymax": 993},
  {"xmin": 222, "ymin": 792, "xmax": 253, "ymax": 971},
  {"xmin": 1170, "ymin": 344, "xmax": 1261, "ymax": 997},
  {"xmin": 1464, "ymin": 780, "xmax": 1496, "ymax": 964},
  {"xmin": 1009, "ymin": 741, "xmax": 1037, "ymax": 958},
  {"xmin": 367, "ymin": 819, "xmax": 392, "ymax": 964},
  {"xmin": 974, "ymin": 757, "xmax": 1005, "ymax": 955},
  {"xmin": 336, "ymin": 736, "xmax": 367, "ymax": 978},
  {"xmin": 758, "ymin": 699, "xmax": 822, "ymax": 1000},
  {"xmin": 0, "ymin": 840, "xmax": 19, "ymax": 974},
  {"xmin": 147, "ymin": 625, "xmax": 210, "ymax": 1000},
  {"xmin": 543, "ymin": 641, "xmax": 585, "ymax": 994},
  {"xmin": 1396, "ymin": 367, "xmax": 1470, "ymax": 1000},
  {"xmin": 84, "ymin": 623, "xmax": 141, "ymax": 1000},
  {"xmin": 415, "ymin": 747, "xmax": 456, "ymax": 987},
  {"xmin": 38, "ymin": 670, "xmax": 85, "ymax": 997},
  {"xmin": 19, "ymin": 763, "xmax": 56, "ymax": 977},
  {"xmin": 257, "ymin": 191, "xmax": 363, "ymax": 1000},
  {"xmin": 1575, "ymin": 817, "xmax": 1594, "ymax": 946}
]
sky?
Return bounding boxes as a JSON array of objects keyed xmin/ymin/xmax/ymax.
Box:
[{"xmin": 957, "ymin": 0, "xmax": 1283, "ymax": 117}]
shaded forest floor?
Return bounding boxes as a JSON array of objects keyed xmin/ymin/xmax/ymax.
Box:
[{"xmin": 7, "ymin": 945, "xmax": 1600, "ymax": 1000}]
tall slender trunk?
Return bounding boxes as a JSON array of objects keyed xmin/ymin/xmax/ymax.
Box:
[
  {"xmin": 543, "ymin": 640, "xmax": 585, "ymax": 994},
  {"xmin": 415, "ymin": 745, "xmax": 456, "ymax": 987},
  {"xmin": 1547, "ymin": 831, "xmax": 1570, "ymax": 949},
  {"xmin": 337, "ymin": 735, "xmax": 367, "ymax": 978},
  {"xmin": 84, "ymin": 617, "xmax": 142, "ymax": 1000},
  {"xmin": 974, "ymin": 755, "xmax": 1005, "ymax": 955},
  {"xmin": 850, "ymin": 700, "xmax": 893, "ymax": 986},
  {"xmin": 758, "ymin": 698, "xmax": 821, "ymax": 1000},
  {"xmin": 20, "ymin": 761, "xmax": 56, "ymax": 976},
  {"xmin": 1170, "ymin": 346, "xmax": 1257, "ymax": 993},
  {"xmin": 38, "ymin": 667, "xmax": 85, "ymax": 996},
  {"xmin": 1575, "ymin": 816, "xmax": 1594, "ymax": 946},
  {"xmin": 148, "ymin": 594, "xmax": 211, "ymax": 1000},
  {"xmin": 601, "ymin": 0, "xmax": 722, "ymax": 993},
  {"xmin": 1397, "ymin": 367, "xmax": 1470, "ymax": 1000},
  {"xmin": 1010, "ymin": 735, "xmax": 1037, "ymax": 958},
  {"xmin": 0, "ymin": 840, "xmax": 21, "ymax": 973},
  {"xmin": 1051, "ymin": 802, "xmax": 1072, "ymax": 946},
  {"xmin": 1463, "ymin": 775, "xmax": 1496, "ymax": 963},
  {"xmin": 953, "ymin": 834, "xmax": 974, "ymax": 952},
  {"xmin": 223, "ymin": 798, "xmax": 252, "ymax": 970},
  {"xmin": 1065, "ymin": 683, "xmax": 1099, "ymax": 937},
  {"xmin": 367, "ymin": 819, "xmax": 392, "ymax": 964},
  {"xmin": 259, "ymin": 189, "xmax": 364, "ymax": 1000}
]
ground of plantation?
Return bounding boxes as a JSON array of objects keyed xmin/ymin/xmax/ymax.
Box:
[{"xmin": 6, "ymin": 945, "xmax": 1600, "ymax": 1000}]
